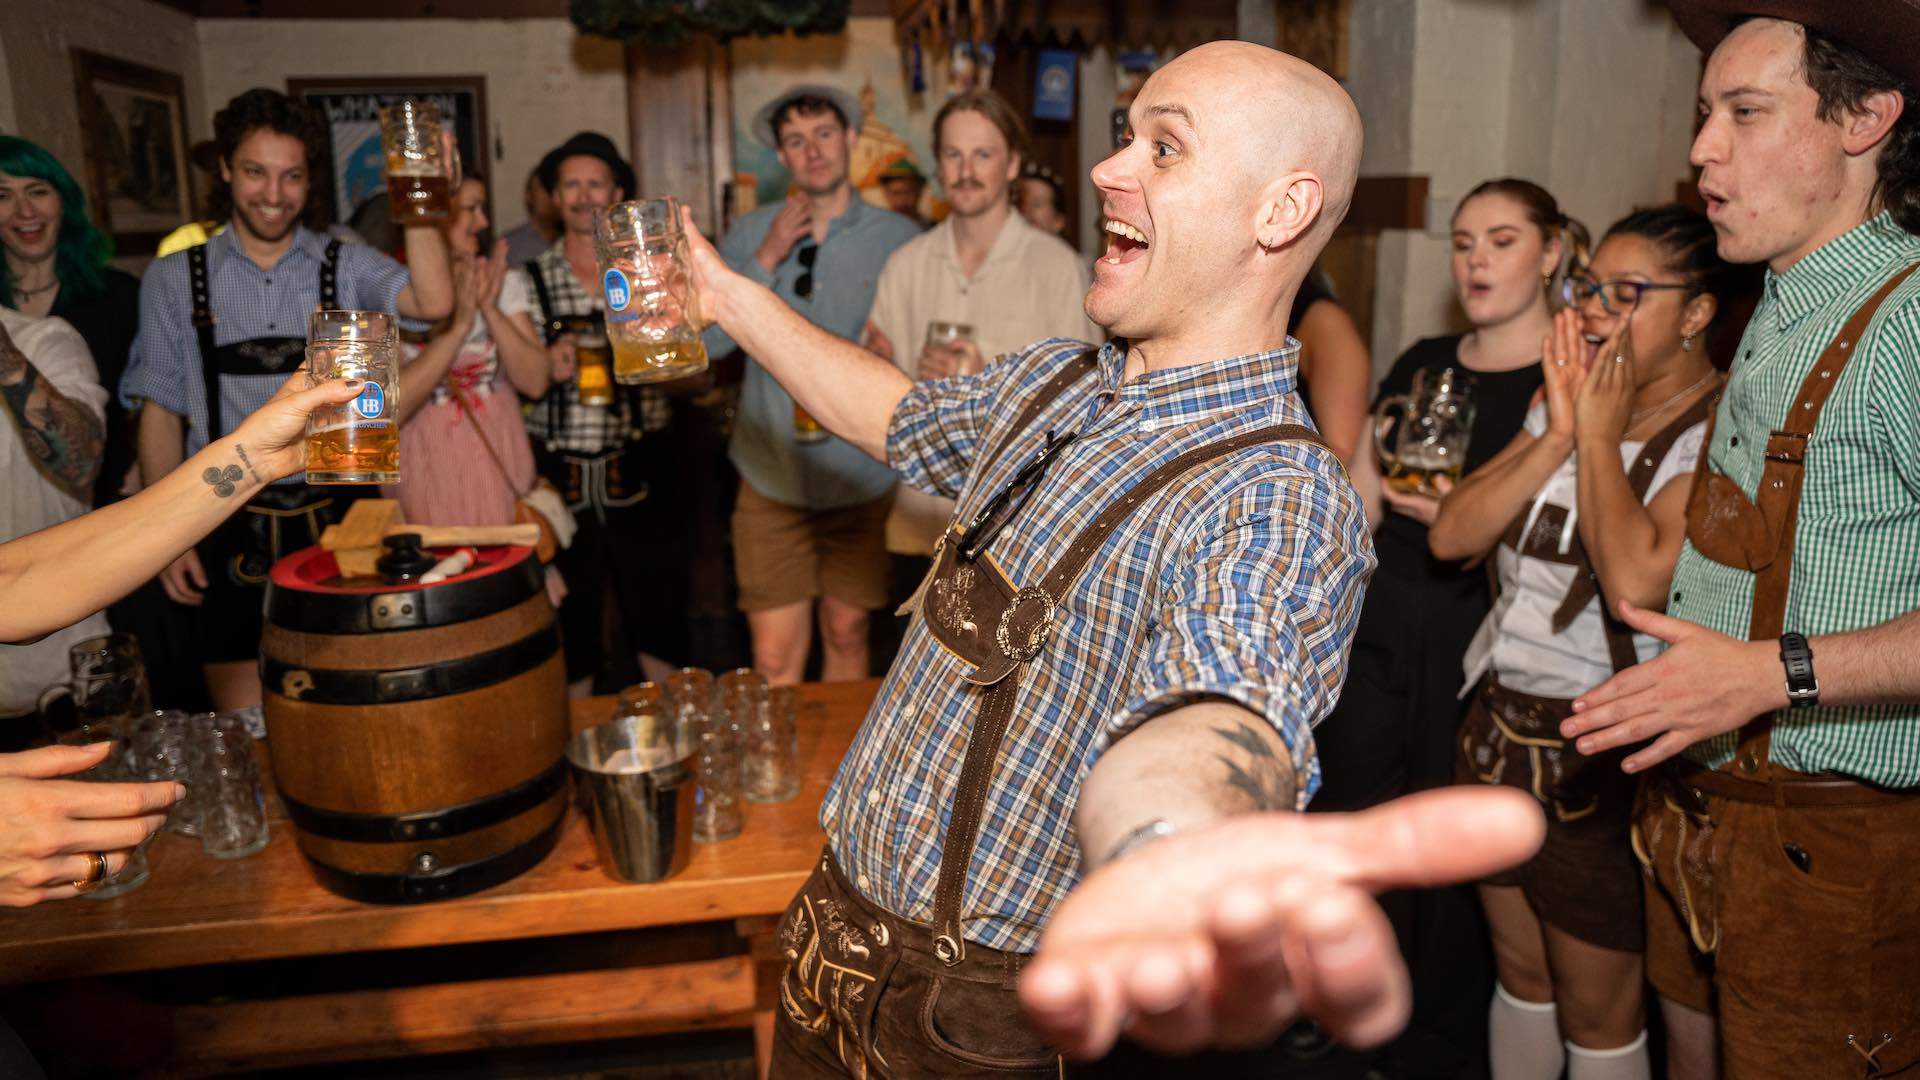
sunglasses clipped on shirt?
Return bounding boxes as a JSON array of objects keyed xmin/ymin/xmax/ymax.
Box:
[{"xmin": 795, "ymin": 241, "xmax": 819, "ymax": 301}]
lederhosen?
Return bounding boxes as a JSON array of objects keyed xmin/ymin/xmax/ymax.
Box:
[
  {"xmin": 188, "ymin": 238, "xmax": 362, "ymax": 663},
  {"xmin": 523, "ymin": 260, "xmax": 652, "ymax": 522},
  {"xmin": 771, "ymin": 352, "xmax": 1332, "ymax": 1078},
  {"xmin": 1631, "ymin": 266, "xmax": 1920, "ymax": 1071},
  {"xmin": 1456, "ymin": 396, "xmax": 1711, "ymax": 952}
]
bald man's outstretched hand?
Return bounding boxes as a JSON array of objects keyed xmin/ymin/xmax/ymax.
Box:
[{"xmin": 1021, "ymin": 787, "xmax": 1544, "ymax": 1058}]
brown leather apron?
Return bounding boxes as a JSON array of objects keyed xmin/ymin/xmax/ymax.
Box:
[
  {"xmin": 773, "ymin": 351, "xmax": 1332, "ymax": 1076},
  {"xmin": 1633, "ymin": 263, "xmax": 1920, "ymax": 954}
]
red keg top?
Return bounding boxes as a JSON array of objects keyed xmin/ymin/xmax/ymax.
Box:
[{"xmin": 270, "ymin": 544, "xmax": 534, "ymax": 595}]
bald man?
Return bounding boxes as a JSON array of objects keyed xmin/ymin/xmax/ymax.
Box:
[{"xmin": 686, "ymin": 42, "xmax": 1544, "ymax": 1075}]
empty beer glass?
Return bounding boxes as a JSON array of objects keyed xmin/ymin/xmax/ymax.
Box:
[
  {"xmin": 57, "ymin": 718, "xmax": 152, "ymax": 899},
  {"xmin": 306, "ymin": 310, "xmax": 400, "ymax": 484},
  {"xmin": 37, "ymin": 633, "xmax": 151, "ymax": 742},
  {"xmin": 745, "ymin": 686, "xmax": 801, "ymax": 803},
  {"xmin": 378, "ymin": 100, "xmax": 452, "ymax": 223},
  {"xmin": 574, "ymin": 325, "xmax": 616, "ymax": 406},
  {"xmin": 131, "ymin": 709, "xmax": 206, "ymax": 836},
  {"xmin": 1373, "ymin": 366, "xmax": 1478, "ymax": 496},
  {"xmin": 593, "ymin": 198, "xmax": 708, "ymax": 384},
  {"xmin": 691, "ymin": 719, "xmax": 744, "ymax": 844},
  {"xmin": 192, "ymin": 712, "xmax": 271, "ymax": 860},
  {"xmin": 664, "ymin": 668, "xmax": 716, "ymax": 758}
]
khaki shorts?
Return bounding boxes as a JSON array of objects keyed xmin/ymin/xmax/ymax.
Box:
[{"xmin": 732, "ymin": 482, "xmax": 892, "ymax": 612}]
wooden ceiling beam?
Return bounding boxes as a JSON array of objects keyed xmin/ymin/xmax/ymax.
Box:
[{"xmin": 152, "ymin": 0, "xmax": 568, "ymax": 17}]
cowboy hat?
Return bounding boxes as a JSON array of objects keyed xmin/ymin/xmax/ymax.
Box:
[{"xmin": 1666, "ymin": 0, "xmax": 1920, "ymax": 90}]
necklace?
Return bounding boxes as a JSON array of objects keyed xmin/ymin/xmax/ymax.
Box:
[
  {"xmin": 1629, "ymin": 369, "xmax": 1718, "ymax": 429},
  {"xmin": 9, "ymin": 278, "xmax": 58, "ymax": 298}
]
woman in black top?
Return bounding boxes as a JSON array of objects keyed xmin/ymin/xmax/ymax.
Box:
[
  {"xmin": 1288, "ymin": 265, "xmax": 1372, "ymax": 464},
  {"xmin": 1311, "ymin": 178, "xmax": 1586, "ymax": 1078}
]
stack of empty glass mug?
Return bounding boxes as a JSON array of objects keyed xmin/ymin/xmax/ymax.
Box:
[
  {"xmin": 610, "ymin": 668, "xmax": 801, "ymax": 844},
  {"xmin": 38, "ymin": 634, "xmax": 273, "ymax": 899}
]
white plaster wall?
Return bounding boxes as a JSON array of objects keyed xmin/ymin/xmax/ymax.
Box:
[
  {"xmin": 0, "ymin": 0, "xmax": 207, "ymax": 206},
  {"xmin": 195, "ymin": 18, "xmax": 628, "ymax": 235}
]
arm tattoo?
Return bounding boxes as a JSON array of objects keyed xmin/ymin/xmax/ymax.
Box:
[
  {"xmin": 1212, "ymin": 721, "xmax": 1297, "ymax": 811},
  {"xmin": 202, "ymin": 465, "xmax": 243, "ymax": 498},
  {"xmin": 233, "ymin": 444, "xmax": 264, "ymax": 484},
  {"xmin": 0, "ymin": 346, "xmax": 104, "ymax": 503}
]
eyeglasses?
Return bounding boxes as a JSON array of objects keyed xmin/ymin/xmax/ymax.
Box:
[
  {"xmin": 1561, "ymin": 274, "xmax": 1691, "ymax": 314},
  {"xmin": 795, "ymin": 242, "xmax": 819, "ymax": 301},
  {"xmin": 957, "ymin": 428, "xmax": 1078, "ymax": 561}
]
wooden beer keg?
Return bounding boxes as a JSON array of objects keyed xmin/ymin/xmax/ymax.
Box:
[{"xmin": 261, "ymin": 544, "xmax": 567, "ymax": 903}]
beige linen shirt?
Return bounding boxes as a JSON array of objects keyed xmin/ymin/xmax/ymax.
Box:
[
  {"xmin": 868, "ymin": 211, "xmax": 1100, "ymax": 554},
  {"xmin": 0, "ymin": 307, "xmax": 111, "ymax": 717}
]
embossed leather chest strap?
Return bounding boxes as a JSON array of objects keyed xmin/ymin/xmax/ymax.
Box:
[
  {"xmin": 927, "ymin": 421, "xmax": 1331, "ymax": 965},
  {"xmin": 969, "ymin": 349, "xmax": 1099, "ymax": 489}
]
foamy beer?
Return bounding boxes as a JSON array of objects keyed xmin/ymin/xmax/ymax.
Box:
[
  {"xmin": 574, "ymin": 325, "xmax": 616, "ymax": 406},
  {"xmin": 593, "ymin": 198, "xmax": 709, "ymax": 384},
  {"xmin": 305, "ymin": 310, "xmax": 400, "ymax": 484},
  {"xmin": 378, "ymin": 100, "xmax": 451, "ymax": 224}
]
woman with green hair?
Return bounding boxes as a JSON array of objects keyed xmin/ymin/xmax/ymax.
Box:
[{"xmin": 0, "ymin": 135, "xmax": 141, "ymax": 507}]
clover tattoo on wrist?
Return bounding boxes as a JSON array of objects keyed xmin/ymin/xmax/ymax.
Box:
[{"xmin": 202, "ymin": 464, "xmax": 244, "ymax": 498}]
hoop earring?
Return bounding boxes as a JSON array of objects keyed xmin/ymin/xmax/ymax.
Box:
[{"xmin": 1682, "ymin": 332, "xmax": 1695, "ymax": 352}]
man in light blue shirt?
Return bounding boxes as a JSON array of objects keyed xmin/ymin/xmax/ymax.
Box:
[{"xmin": 704, "ymin": 85, "xmax": 919, "ymax": 685}]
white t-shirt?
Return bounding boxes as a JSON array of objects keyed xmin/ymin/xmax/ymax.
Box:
[
  {"xmin": 1461, "ymin": 402, "xmax": 1707, "ymax": 700},
  {"xmin": 0, "ymin": 307, "xmax": 112, "ymax": 717},
  {"xmin": 867, "ymin": 212, "xmax": 1101, "ymax": 555},
  {"xmin": 410, "ymin": 269, "xmax": 536, "ymax": 406}
]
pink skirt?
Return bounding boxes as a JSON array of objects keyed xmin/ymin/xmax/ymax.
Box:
[{"xmin": 383, "ymin": 390, "xmax": 537, "ymax": 527}]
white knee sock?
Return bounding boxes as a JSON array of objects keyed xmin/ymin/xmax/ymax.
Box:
[
  {"xmin": 1567, "ymin": 1031, "xmax": 1651, "ymax": 1080},
  {"xmin": 1489, "ymin": 982, "xmax": 1565, "ymax": 1080}
]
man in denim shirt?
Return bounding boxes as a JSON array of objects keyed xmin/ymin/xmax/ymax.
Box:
[{"xmin": 705, "ymin": 85, "xmax": 920, "ymax": 685}]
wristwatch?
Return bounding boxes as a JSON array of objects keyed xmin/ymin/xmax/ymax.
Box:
[{"xmin": 1779, "ymin": 632, "xmax": 1819, "ymax": 709}]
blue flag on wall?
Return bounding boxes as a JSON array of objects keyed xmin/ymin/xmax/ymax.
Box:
[{"xmin": 1033, "ymin": 49, "xmax": 1076, "ymax": 122}]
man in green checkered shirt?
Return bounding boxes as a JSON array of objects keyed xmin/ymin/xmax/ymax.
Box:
[{"xmin": 1562, "ymin": 5, "xmax": 1920, "ymax": 1077}]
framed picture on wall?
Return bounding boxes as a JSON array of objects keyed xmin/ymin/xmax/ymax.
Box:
[
  {"xmin": 71, "ymin": 49, "xmax": 198, "ymax": 253},
  {"xmin": 287, "ymin": 76, "xmax": 490, "ymax": 233}
]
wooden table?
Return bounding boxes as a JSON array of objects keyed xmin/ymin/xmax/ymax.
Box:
[{"xmin": 0, "ymin": 679, "xmax": 876, "ymax": 1076}]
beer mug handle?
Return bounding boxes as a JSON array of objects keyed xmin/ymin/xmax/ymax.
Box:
[{"xmin": 1372, "ymin": 393, "xmax": 1410, "ymax": 468}]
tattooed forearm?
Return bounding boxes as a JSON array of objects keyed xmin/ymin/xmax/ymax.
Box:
[
  {"xmin": 233, "ymin": 444, "xmax": 263, "ymax": 484},
  {"xmin": 0, "ymin": 356, "xmax": 104, "ymax": 502},
  {"xmin": 1212, "ymin": 722, "xmax": 1297, "ymax": 811}
]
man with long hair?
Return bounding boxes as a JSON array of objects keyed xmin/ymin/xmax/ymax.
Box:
[{"xmin": 120, "ymin": 88, "xmax": 453, "ymax": 712}]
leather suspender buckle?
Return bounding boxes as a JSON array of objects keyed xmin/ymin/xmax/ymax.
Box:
[
  {"xmin": 934, "ymin": 933, "xmax": 964, "ymax": 966},
  {"xmin": 1764, "ymin": 431, "xmax": 1807, "ymax": 465},
  {"xmin": 996, "ymin": 586, "xmax": 1057, "ymax": 662}
]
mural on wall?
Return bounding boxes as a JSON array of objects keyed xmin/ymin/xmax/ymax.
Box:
[{"xmin": 731, "ymin": 18, "xmax": 948, "ymax": 222}]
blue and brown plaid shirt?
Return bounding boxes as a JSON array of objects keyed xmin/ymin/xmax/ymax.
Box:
[{"xmin": 819, "ymin": 336, "xmax": 1374, "ymax": 953}]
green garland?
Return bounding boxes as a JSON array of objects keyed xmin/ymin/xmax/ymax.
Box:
[{"xmin": 571, "ymin": 0, "xmax": 853, "ymax": 45}]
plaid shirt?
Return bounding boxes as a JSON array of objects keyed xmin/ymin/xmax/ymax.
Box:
[
  {"xmin": 522, "ymin": 242, "xmax": 669, "ymax": 454},
  {"xmin": 1672, "ymin": 212, "xmax": 1920, "ymax": 786},
  {"xmin": 820, "ymin": 336, "xmax": 1374, "ymax": 952}
]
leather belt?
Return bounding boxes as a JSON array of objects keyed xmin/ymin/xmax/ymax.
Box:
[{"xmin": 1674, "ymin": 758, "xmax": 1914, "ymax": 808}]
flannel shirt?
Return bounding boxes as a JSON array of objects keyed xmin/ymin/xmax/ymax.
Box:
[
  {"xmin": 819, "ymin": 336, "xmax": 1375, "ymax": 952},
  {"xmin": 522, "ymin": 242, "xmax": 669, "ymax": 454},
  {"xmin": 1672, "ymin": 212, "xmax": 1920, "ymax": 786}
]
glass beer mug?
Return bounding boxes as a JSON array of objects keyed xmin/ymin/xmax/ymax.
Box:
[
  {"xmin": 573, "ymin": 324, "xmax": 616, "ymax": 407},
  {"xmin": 306, "ymin": 310, "xmax": 400, "ymax": 484},
  {"xmin": 1373, "ymin": 366, "xmax": 1477, "ymax": 495},
  {"xmin": 593, "ymin": 198, "xmax": 709, "ymax": 384},
  {"xmin": 378, "ymin": 100, "xmax": 451, "ymax": 224}
]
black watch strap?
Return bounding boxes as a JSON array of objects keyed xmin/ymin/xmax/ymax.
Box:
[{"xmin": 1780, "ymin": 632, "xmax": 1819, "ymax": 709}]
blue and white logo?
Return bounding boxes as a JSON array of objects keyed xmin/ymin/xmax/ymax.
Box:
[
  {"xmin": 352, "ymin": 382, "xmax": 386, "ymax": 420},
  {"xmin": 603, "ymin": 268, "xmax": 632, "ymax": 312}
]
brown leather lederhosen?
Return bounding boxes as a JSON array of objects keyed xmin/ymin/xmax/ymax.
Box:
[
  {"xmin": 772, "ymin": 351, "xmax": 1333, "ymax": 1077},
  {"xmin": 1632, "ymin": 264, "xmax": 1920, "ymax": 958},
  {"xmin": 1455, "ymin": 394, "xmax": 1711, "ymax": 951}
]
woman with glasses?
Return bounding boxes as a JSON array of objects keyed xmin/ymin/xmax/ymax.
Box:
[
  {"xmin": 1308, "ymin": 178, "xmax": 1582, "ymax": 1075},
  {"xmin": 1429, "ymin": 205, "xmax": 1742, "ymax": 1080}
]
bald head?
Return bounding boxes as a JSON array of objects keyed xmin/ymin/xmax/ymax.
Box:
[{"xmin": 1085, "ymin": 42, "xmax": 1363, "ymax": 353}]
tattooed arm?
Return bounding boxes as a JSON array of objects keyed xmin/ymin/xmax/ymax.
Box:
[
  {"xmin": 0, "ymin": 372, "xmax": 362, "ymax": 643},
  {"xmin": 0, "ymin": 320, "xmax": 104, "ymax": 503},
  {"xmin": 1076, "ymin": 701, "xmax": 1298, "ymax": 869}
]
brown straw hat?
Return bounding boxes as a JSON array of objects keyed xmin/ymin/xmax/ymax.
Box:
[{"xmin": 1665, "ymin": 0, "xmax": 1920, "ymax": 89}]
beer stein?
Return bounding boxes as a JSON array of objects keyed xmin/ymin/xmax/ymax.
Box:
[
  {"xmin": 1373, "ymin": 366, "xmax": 1477, "ymax": 496},
  {"xmin": 191, "ymin": 711, "xmax": 271, "ymax": 860},
  {"xmin": 593, "ymin": 198, "xmax": 709, "ymax": 384},
  {"xmin": 306, "ymin": 310, "xmax": 400, "ymax": 484},
  {"xmin": 378, "ymin": 100, "xmax": 452, "ymax": 224},
  {"xmin": 744, "ymin": 686, "xmax": 801, "ymax": 804},
  {"xmin": 37, "ymin": 633, "xmax": 151, "ymax": 741},
  {"xmin": 573, "ymin": 325, "xmax": 616, "ymax": 406},
  {"xmin": 56, "ymin": 717, "xmax": 153, "ymax": 899}
]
